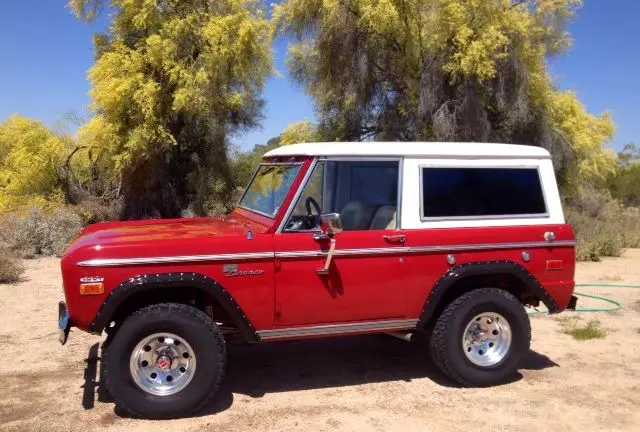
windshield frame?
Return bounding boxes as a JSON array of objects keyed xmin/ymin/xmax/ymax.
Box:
[{"xmin": 237, "ymin": 162, "xmax": 304, "ymax": 219}]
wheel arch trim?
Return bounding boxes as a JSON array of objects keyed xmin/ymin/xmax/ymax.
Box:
[
  {"xmin": 89, "ymin": 272, "xmax": 259, "ymax": 343},
  {"xmin": 418, "ymin": 261, "xmax": 560, "ymax": 328}
]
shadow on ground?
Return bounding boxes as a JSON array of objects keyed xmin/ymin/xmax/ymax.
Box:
[{"xmin": 82, "ymin": 335, "xmax": 558, "ymax": 418}]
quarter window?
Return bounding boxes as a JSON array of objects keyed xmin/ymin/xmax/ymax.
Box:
[{"xmin": 421, "ymin": 167, "xmax": 546, "ymax": 219}]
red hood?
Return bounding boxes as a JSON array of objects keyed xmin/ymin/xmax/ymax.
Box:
[{"xmin": 66, "ymin": 215, "xmax": 267, "ymax": 253}]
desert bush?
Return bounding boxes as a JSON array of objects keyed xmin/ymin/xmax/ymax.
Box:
[
  {"xmin": 561, "ymin": 319, "xmax": 607, "ymax": 341},
  {"xmin": 0, "ymin": 207, "xmax": 84, "ymax": 258},
  {"xmin": 72, "ymin": 198, "xmax": 120, "ymax": 224},
  {"xmin": 49, "ymin": 208, "xmax": 85, "ymax": 256},
  {"xmin": 0, "ymin": 246, "xmax": 24, "ymax": 283},
  {"xmin": 565, "ymin": 188, "xmax": 640, "ymax": 261}
]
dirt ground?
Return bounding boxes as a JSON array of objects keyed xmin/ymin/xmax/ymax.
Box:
[{"xmin": 1, "ymin": 251, "xmax": 640, "ymax": 432}]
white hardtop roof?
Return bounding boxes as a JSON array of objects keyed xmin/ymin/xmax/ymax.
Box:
[{"xmin": 263, "ymin": 142, "xmax": 550, "ymax": 159}]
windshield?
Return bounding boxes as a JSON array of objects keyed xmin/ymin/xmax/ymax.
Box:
[{"xmin": 239, "ymin": 163, "xmax": 302, "ymax": 217}]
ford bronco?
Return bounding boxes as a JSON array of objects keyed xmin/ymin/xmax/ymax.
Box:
[{"xmin": 59, "ymin": 142, "xmax": 577, "ymax": 418}]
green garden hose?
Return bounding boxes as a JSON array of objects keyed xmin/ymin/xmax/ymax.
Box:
[{"xmin": 528, "ymin": 283, "xmax": 640, "ymax": 315}]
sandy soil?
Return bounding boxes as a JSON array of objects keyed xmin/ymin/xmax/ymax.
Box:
[{"xmin": 1, "ymin": 251, "xmax": 640, "ymax": 432}]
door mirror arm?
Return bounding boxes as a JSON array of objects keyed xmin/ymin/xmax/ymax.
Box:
[{"xmin": 314, "ymin": 213, "xmax": 343, "ymax": 275}]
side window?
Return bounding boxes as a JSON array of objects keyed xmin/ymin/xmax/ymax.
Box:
[
  {"xmin": 421, "ymin": 167, "xmax": 547, "ymax": 219},
  {"xmin": 284, "ymin": 160, "xmax": 399, "ymax": 231}
]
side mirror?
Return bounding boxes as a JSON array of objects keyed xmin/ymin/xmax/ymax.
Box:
[{"xmin": 320, "ymin": 213, "xmax": 343, "ymax": 237}]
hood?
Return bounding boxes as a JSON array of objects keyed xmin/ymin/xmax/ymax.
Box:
[{"xmin": 66, "ymin": 215, "xmax": 266, "ymax": 256}]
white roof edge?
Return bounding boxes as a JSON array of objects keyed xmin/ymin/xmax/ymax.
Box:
[{"xmin": 263, "ymin": 142, "xmax": 551, "ymax": 159}]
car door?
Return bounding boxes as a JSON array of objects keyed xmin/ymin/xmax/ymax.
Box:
[{"xmin": 273, "ymin": 158, "xmax": 413, "ymax": 326}]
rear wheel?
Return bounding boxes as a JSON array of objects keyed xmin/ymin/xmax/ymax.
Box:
[
  {"xmin": 104, "ymin": 303, "xmax": 226, "ymax": 419},
  {"xmin": 429, "ymin": 288, "xmax": 530, "ymax": 386}
]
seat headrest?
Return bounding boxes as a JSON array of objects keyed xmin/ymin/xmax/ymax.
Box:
[{"xmin": 369, "ymin": 205, "xmax": 397, "ymax": 230}]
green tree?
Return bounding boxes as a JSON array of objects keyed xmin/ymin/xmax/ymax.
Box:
[
  {"xmin": 71, "ymin": 0, "xmax": 274, "ymax": 218},
  {"xmin": 230, "ymin": 120, "xmax": 319, "ymax": 189},
  {"xmin": 0, "ymin": 116, "xmax": 105, "ymax": 213},
  {"xmin": 274, "ymin": 0, "xmax": 615, "ymax": 188},
  {"xmin": 231, "ymin": 136, "xmax": 281, "ymax": 190},
  {"xmin": 609, "ymin": 144, "xmax": 640, "ymax": 206},
  {"xmin": 279, "ymin": 120, "xmax": 319, "ymax": 145}
]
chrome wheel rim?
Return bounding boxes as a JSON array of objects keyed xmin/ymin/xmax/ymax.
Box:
[
  {"xmin": 129, "ymin": 332, "xmax": 196, "ymax": 396},
  {"xmin": 462, "ymin": 312, "xmax": 512, "ymax": 367}
]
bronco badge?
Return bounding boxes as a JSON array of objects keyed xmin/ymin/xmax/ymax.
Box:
[{"xmin": 223, "ymin": 264, "xmax": 264, "ymax": 277}]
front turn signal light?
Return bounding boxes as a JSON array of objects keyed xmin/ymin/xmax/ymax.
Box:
[
  {"xmin": 80, "ymin": 277, "xmax": 104, "ymax": 295},
  {"xmin": 80, "ymin": 282, "xmax": 104, "ymax": 295}
]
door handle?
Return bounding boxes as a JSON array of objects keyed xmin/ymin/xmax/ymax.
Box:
[{"xmin": 383, "ymin": 234, "xmax": 405, "ymax": 244}]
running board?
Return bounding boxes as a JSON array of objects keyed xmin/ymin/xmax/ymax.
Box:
[{"xmin": 257, "ymin": 319, "xmax": 418, "ymax": 341}]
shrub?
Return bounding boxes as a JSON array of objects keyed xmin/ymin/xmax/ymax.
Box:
[
  {"xmin": 0, "ymin": 206, "xmax": 84, "ymax": 258},
  {"xmin": 565, "ymin": 188, "xmax": 640, "ymax": 261},
  {"xmin": 0, "ymin": 209, "xmax": 50, "ymax": 258},
  {"xmin": 561, "ymin": 319, "xmax": 607, "ymax": 341},
  {"xmin": 73, "ymin": 198, "xmax": 120, "ymax": 224},
  {"xmin": 0, "ymin": 246, "xmax": 24, "ymax": 283},
  {"xmin": 49, "ymin": 208, "xmax": 85, "ymax": 256}
]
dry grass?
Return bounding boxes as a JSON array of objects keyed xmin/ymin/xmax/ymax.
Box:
[
  {"xmin": 565, "ymin": 189, "xmax": 640, "ymax": 261},
  {"xmin": 0, "ymin": 206, "xmax": 84, "ymax": 257},
  {"xmin": 554, "ymin": 315, "xmax": 580, "ymax": 324},
  {"xmin": 561, "ymin": 319, "xmax": 607, "ymax": 341},
  {"xmin": 0, "ymin": 246, "xmax": 24, "ymax": 283}
]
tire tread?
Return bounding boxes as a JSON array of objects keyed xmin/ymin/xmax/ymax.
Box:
[
  {"xmin": 103, "ymin": 302, "xmax": 226, "ymax": 419},
  {"xmin": 429, "ymin": 288, "xmax": 531, "ymax": 386}
]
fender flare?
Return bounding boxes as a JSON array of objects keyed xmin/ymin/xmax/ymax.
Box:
[
  {"xmin": 89, "ymin": 272, "xmax": 259, "ymax": 343},
  {"xmin": 417, "ymin": 261, "xmax": 560, "ymax": 328}
]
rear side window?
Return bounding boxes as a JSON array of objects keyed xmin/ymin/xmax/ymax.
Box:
[{"xmin": 421, "ymin": 167, "xmax": 547, "ymax": 219}]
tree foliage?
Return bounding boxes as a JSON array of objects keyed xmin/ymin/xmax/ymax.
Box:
[
  {"xmin": 609, "ymin": 144, "xmax": 640, "ymax": 206},
  {"xmin": 0, "ymin": 117, "xmax": 80, "ymax": 212},
  {"xmin": 70, "ymin": 0, "xmax": 274, "ymax": 218},
  {"xmin": 279, "ymin": 120, "xmax": 320, "ymax": 145},
  {"xmin": 231, "ymin": 136, "xmax": 281, "ymax": 191},
  {"xmin": 274, "ymin": 0, "xmax": 615, "ymax": 187},
  {"xmin": 0, "ymin": 116, "xmax": 119, "ymax": 214},
  {"xmin": 231, "ymin": 120, "xmax": 319, "ymax": 190}
]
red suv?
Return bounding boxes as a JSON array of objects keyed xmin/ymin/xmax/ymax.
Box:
[{"xmin": 59, "ymin": 142, "xmax": 577, "ymax": 419}]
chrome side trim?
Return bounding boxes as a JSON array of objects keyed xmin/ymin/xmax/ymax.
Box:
[
  {"xmin": 257, "ymin": 319, "xmax": 419, "ymax": 340},
  {"xmin": 406, "ymin": 240, "xmax": 577, "ymax": 254},
  {"xmin": 275, "ymin": 240, "xmax": 576, "ymax": 260},
  {"xmin": 77, "ymin": 252, "xmax": 275, "ymax": 268},
  {"xmin": 276, "ymin": 247, "xmax": 409, "ymax": 259},
  {"xmin": 78, "ymin": 240, "xmax": 576, "ymax": 267}
]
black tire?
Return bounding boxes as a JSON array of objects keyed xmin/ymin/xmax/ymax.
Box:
[
  {"xmin": 103, "ymin": 303, "xmax": 226, "ymax": 419},
  {"xmin": 429, "ymin": 288, "xmax": 531, "ymax": 387}
]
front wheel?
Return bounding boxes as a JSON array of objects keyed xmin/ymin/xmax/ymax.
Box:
[
  {"xmin": 103, "ymin": 303, "xmax": 226, "ymax": 419},
  {"xmin": 429, "ymin": 288, "xmax": 531, "ymax": 387}
]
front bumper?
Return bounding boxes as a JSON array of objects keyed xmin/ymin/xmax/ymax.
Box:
[{"xmin": 58, "ymin": 301, "xmax": 71, "ymax": 345}]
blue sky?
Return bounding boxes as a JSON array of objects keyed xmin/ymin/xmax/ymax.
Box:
[{"xmin": 0, "ymin": 1, "xmax": 637, "ymax": 152}]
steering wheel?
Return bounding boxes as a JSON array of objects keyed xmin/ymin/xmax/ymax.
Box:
[{"xmin": 305, "ymin": 196, "xmax": 322, "ymax": 217}]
